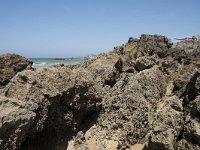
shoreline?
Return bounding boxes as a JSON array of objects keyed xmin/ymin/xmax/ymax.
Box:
[{"xmin": 31, "ymin": 58, "xmax": 83, "ymax": 68}]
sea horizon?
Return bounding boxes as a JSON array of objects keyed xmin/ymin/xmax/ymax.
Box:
[{"xmin": 30, "ymin": 57, "xmax": 83, "ymax": 68}]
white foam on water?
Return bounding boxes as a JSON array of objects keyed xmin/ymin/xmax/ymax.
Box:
[{"xmin": 32, "ymin": 62, "xmax": 48, "ymax": 68}]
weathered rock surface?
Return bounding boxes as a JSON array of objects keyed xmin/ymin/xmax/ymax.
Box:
[
  {"xmin": 68, "ymin": 66, "xmax": 166, "ymax": 149},
  {"xmin": 0, "ymin": 54, "xmax": 32, "ymax": 87},
  {"xmin": 0, "ymin": 34, "xmax": 200, "ymax": 150},
  {"xmin": 0, "ymin": 96, "xmax": 37, "ymax": 150},
  {"xmin": 1, "ymin": 66, "xmax": 102, "ymax": 149},
  {"xmin": 173, "ymin": 36, "xmax": 200, "ymax": 55},
  {"xmin": 144, "ymin": 96, "xmax": 183, "ymax": 150},
  {"xmin": 67, "ymin": 35, "xmax": 200, "ymax": 150}
]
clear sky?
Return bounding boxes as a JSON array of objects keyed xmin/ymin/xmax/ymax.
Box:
[{"xmin": 0, "ymin": 0, "xmax": 200, "ymax": 58}]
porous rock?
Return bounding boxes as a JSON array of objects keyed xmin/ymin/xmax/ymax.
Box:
[
  {"xmin": 0, "ymin": 96, "xmax": 37, "ymax": 150},
  {"xmin": 0, "ymin": 54, "xmax": 32, "ymax": 87},
  {"xmin": 1, "ymin": 66, "xmax": 102, "ymax": 149},
  {"xmin": 0, "ymin": 34, "xmax": 200, "ymax": 150}
]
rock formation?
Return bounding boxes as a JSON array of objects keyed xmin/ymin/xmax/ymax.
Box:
[
  {"xmin": 0, "ymin": 34, "xmax": 199, "ymax": 150},
  {"xmin": 0, "ymin": 54, "xmax": 32, "ymax": 87}
]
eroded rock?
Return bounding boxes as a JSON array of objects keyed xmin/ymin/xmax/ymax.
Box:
[
  {"xmin": 0, "ymin": 96, "xmax": 37, "ymax": 150},
  {"xmin": 0, "ymin": 34, "xmax": 200, "ymax": 150},
  {"xmin": 0, "ymin": 54, "xmax": 32, "ymax": 87},
  {"xmin": 1, "ymin": 66, "xmax": 102, "ymax": 149}
]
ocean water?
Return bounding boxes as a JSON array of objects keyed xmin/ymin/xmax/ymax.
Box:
[{"xmin": 30, "ymin": 58, "xmax": 83, "ymax": 68}]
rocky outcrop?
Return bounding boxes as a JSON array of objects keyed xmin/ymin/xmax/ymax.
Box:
[
  {"xmin": 0, "ymin": 54, "xmax": 32, "ymax": 87},
  {"xmin": 68, "ymin": 66, "xmax": 166, "ymax": 149},
  {"xmin": 0, "ymin": 96, "xmax": 36, "ymax": 150},
  {"xmin": 176, "ymin": 96, "xmax": 200, "ymax": 150},
  {"xmin": 0, "ymin": 34, "xmax": 200, "ymax": 150},
  {"xmin": 173, "ymin": 36, "xmax": 200, "ymax": 54},
  {"xmin": 144, "ymin": 96, "xmax": 184, "ymax": 150},
  {"xmin": 0, "ymin": 66, "xmax": 102, "ymax": 149},
  {"xmin": 67, "ymin": 35, "xmax": 200, "ymax": 150}
]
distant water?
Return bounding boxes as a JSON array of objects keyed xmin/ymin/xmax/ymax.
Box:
[{"xmin": 30, "ymin": 58, "xmax": 83, "ymax": 68}]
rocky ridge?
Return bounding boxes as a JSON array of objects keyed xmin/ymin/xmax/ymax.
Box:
[{"xmin": 0, "ymin": 34, "xmax": 200, "ymax": 150}]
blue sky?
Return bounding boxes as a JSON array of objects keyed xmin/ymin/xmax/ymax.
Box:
[{"xmin": 0, "ymin": 0, "xmax": 200, "ymax": 58}]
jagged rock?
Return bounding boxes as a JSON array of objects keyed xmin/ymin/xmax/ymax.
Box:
[
  {"xmin": 173, "ymin": 36, "xmax": 200, "ymax": 54},
  {"xmin": 0, "ymin": 54, "xmax": 32, "ymax": 87},
  {"xmin": 136, "ymin": 34, "xmax": 173, "ymax": 58},
  {"xmin": 182, "ymin": 71, "xmax": 200, "ymax": 105},
  {"xmin": 0, "ymin": 96, "xmax": 37, "ymax": 150},
  {"xmin": 81, "ymin": 53, "xmax": 120, "ymax": 88},
  {"xmin": 165, "ymin": 48, "xmax": 187, "ymax": 64},
  {"xmin": 68, "ymin": 66, "xmax": 166, "ymax": 149},
  {"xmin": 128, "ymin": 37, "xmax": 139, "ymax": 43},
  {"xmin": 114, "ymin": 57, "xmax": 123, "ymax": 73},
  {"xmin": 145, "ymin": 96, "xmax": 183, "ymax": 150},
  {"xmin": 133, "ymin": 56, "xmax": 159, "ymax": 71},
  {"xmin": 67, "ymin": 35, "xmax": 199, "ymax": 150},
  {"xmin": 191, "ymin": 96, "xmax": 200, "ymax": 119},
  {"xmin": 1, "ymin": 66, "xmax": 102, "ymax": 149},
  {"xmin": 177, "ymin": 96, "xmax": 200, "ymax": 150},
  {"xmin": 0, "ymin": 34, "xmax": 200, "ymax": 150}
]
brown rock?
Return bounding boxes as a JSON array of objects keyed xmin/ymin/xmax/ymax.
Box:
[
  {"xmin": 0, "ymin": 34, "xmax": 200, "ymax": 150},
  {"xmin": 0, "ymin": 54, "xmax": 32, "ymax": 87},
  {"xmin": 0, "ymin": 96, "xmax": 36, "ymax": 150}
]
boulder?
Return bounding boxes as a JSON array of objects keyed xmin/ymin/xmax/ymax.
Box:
[
  {"xmin": 0, "ymin": 54, "xmax": 32, "ymax": 87},
  {"xmin": 1, "ymin": 66, "xmax": 102, "ymax": 149}
]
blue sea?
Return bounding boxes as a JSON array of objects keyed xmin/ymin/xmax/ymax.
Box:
[{"xmin": 30, "ymin": 58, "xmax": 83, "ymax": 68}]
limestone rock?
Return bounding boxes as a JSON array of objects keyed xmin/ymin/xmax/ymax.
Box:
[
  {"xmin": 1, "ymin": 66, "xmax": 102, "ymax": 149},
  {"xmin": 0, "ymin": 54, "xmax": 32, "ymax": 87},
  {"xmin": 0, "ymin": 34, "xmax": 200, "ymax": 150},
  {"xmin": 179, "ymin": 96, "xmax": 200, "ymax": 150},
  {"xmin": 0, "ymin": 96, "xmax": 36, "ymax": 150},
  {"xmin": 68, "ymin": 66, "xmax": 166, "ymax": 149},
  {"xmin": 145, "ymin": 96, "xmax": 183, "ymax": 150},
  {"xmin": 133, "ymin": 56, "xmax": 159, "ymax": 71}
]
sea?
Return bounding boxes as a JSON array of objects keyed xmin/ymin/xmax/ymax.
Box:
[{"xmin": 30, "ymin": 58, "xmax": 83, "ymax": 68}]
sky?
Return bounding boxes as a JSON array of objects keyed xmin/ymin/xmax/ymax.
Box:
[{"xmin": 0, "ymin": 0, "xmax": 200, "ymax": 58}]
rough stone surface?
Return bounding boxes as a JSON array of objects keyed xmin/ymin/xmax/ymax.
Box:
[
  {"xmin": 0, "ymin": 54, "xmax": 32, "ymax": 87},
  {"xmin": 68, "ymin": 66, "xmax": 166, "ymax": 149},
  {"xmin": 0, "ymin": 34, "xmax": 200, "ymax": 150},
  {"xmin": 0, "ymin": 96, "xmax": 37, "ymax": 150},
  {"xmin": 144, "ymin": 96, "xmax": 183, "ymax": 150},
  {"xmin": 1, "ymin": 66, "xmax": 102, "ymax": 149},
  {"xmin": 177, "ymin": 96, "xmax": 200, "ymax": 150}
]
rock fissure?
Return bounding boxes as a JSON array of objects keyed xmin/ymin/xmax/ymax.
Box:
[{"xmin": 175, "ymin": 71, "xmax": 200, "ymax": 148}]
